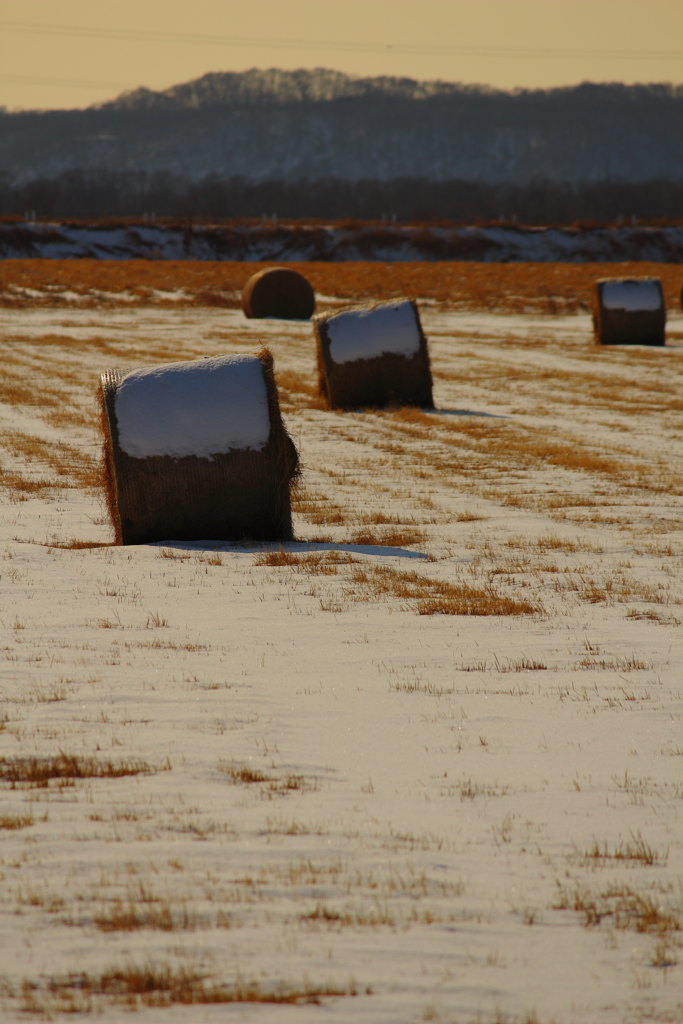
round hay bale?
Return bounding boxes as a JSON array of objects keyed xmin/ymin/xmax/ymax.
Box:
[
  {"xmin": 592, "ymin": 277, "xmax": 666, "ymax": 346},
  {"xmin": 99, "ymin": 349, "xmax": 299, "ymax": 545},
  {"xmin": 314, "ymin": 298, "xmax": 433, "ymax": 411},
  {"xmin": 241, "ymin": 266, "xmax": 315, "ymax": 320}
]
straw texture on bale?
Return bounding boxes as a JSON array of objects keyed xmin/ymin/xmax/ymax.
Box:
[
  {"xmin": 315, "ymin": 299, "xmax": 434, "ymax": 411},
  {"xmin": 99, "ymin": 349, "xmax": 299, "ymax": 545},
  {"xmin": 592, "ymin": 277, "xmax": 666, "ymax": 346},
  {"xmin": 241, "ymin": 266, "xmax": 315, "ymax": 320}
]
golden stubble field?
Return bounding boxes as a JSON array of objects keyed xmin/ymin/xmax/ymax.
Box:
[{"xmin": 2, "ymin": 258, "xmax": 683, "ymax": 313}]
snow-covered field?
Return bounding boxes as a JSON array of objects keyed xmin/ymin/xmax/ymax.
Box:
[
  {"xmin": 3, "ymin": 220, "xmax": 683, "ymax": 263},
  {"xmin": 1, "ymin": 293, "xmax": 682, "ymax": 1023}
]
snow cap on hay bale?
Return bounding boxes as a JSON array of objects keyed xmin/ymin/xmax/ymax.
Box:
[
  {"xmin": 592, "ymin": 278, "xmax": 666, "ymax": 346},
  {"xmin": 241, "ymin": 266, "xmax": 315, "ymax": 320},
  {"xmin": 99, "ymin": 349, "xmax": 299, "ymax": 545},
  {"xmin": 314, "ymin": 298, "xmax": 433, "ymax": 411}
]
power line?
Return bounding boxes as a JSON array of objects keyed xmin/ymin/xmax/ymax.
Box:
[{"xmin": 1, "ymin": 20, "xmax": 682, "ymax": 61}]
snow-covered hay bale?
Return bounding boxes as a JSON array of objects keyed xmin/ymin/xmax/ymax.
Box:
[
  {"xmin": 592, "ymin": 278, "xmax": 666, "ymax": 346},
  {"xmin": 99, "ymin": 349, "xmax": 299, "ymax": 545},
  {"xmin": 315, "ymin": 298, "xmax": 433, "ymax": 411},
  {"xmin": 241, "ymin": 266, "xmax": 315, "ymax": 320}
]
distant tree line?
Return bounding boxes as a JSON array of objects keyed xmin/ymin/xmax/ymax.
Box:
[{"xmin": 1, "ymin": 170, "xmax": 682, "ymax": 224}]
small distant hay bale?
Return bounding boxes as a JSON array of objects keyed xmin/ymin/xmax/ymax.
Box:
[
  {"xmin": 241, "ymin": 266, "xmax": 315, "ymax": 320},
  {"xmin": 99, "ymin": 348, "xmax": 299, "ymax": 545},
  {"xmin": 314, "ymin": 298, "xmax": 433, "ymax": 411},
  {"xmin": 592, "ymin": 278, "xmax": 666, "ymax": 346}
]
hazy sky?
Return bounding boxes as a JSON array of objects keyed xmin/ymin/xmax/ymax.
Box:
[{"xmin": 2, "ymin": 0, "xmax": 682, "ymax": 110}]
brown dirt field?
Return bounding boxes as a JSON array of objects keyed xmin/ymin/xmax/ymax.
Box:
[{"xmin": 1, "ymin": 259, "xmax": 682, "ymax": 314}]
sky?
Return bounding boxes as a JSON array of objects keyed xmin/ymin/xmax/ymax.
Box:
[{"xmin": 1, "ymin": 0, "xmax": 682, "ymax": 111}]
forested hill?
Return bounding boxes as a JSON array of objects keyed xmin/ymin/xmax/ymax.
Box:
[
  {"xmin": 1, "ymin": 69, "xmax": 682, "ymax": 188},
  {"xmin": 99, "ymin": 68, "xmax": 471, "ymax": 108}
]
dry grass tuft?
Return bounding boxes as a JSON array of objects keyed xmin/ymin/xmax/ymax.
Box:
[
  {"xmin": 554, "ymin": 881, "xmax": 681, "ymax": 934},
  {"xmin": 47, "ymin": 539, "xmax": 113, "ymax": 550},
  {"xmin": 578, "ymin": 653, "xmax": 652, "ymax": 672},
  {"xmin": 348, "ymin": 526, "xmax": 427, "ymax": 549},
  {"xmin": 0, "ymin": 813, "xmax": 34, "ymax": 830},
  {"xmin": 254, "ymin": 547, "xmax": 300, "ymax": 568},
  {"xmin": 18, "ymin": 964, "xmax": 356, "ymax": 1013},
  {"xmin": 218, "ymin": 760, "xmax": 318, "ymax": 796},
  {"xmin": 535, "ymin": 534, "xmax": 581, "ymax": 553},
  {"xmin": 448, "ymin": 778, "xmax": 511, "ymax": 800},
  {"xmin": 93, "ymin": 901, "xmax": 192, "ymax": 933},
  {"xmin": 254, "ymin": 549, "xmax": 357, "ymax": 573},
  {"xmin": 577, "ymin": 833, "xmax": 665, "ymax": 867},
  {"xmin": 416, "ymin": 586, "xmax": 540, "ymax": 616},
  {"xmin": 339, "ymin": 565, "xmax": 542, "ymax": 615},
  {"xmin": 0, "ymin": 753, "xmax": 164, "ymax": 788},
  {"xmin": 219, "ymin": 761, "xmax": 273, "ymax": 784},
  {"xmin": 300, "ymin": 901, "xmax": 414, "ymax": 930}
]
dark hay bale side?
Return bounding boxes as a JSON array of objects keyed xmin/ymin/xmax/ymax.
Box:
[
  {"xmin": 98, "ymin": 349, "xmax": 299, "ymax": 545},
  {"xmin": 241, "ymin": 267, "xmax": 315, "ymax": 320},
  {"xmin": 315, "ymin": 298, "xmax": 433, "ymax": 411},
  {"xmin": 592, "ymin": 278, "xmax": 666, "ymax": 346}
]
